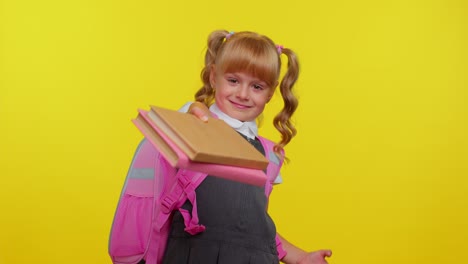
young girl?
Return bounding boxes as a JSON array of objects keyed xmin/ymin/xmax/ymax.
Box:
[{"xmin": 162, "ymin": 30, "xmax": 332, "ymax": 264}]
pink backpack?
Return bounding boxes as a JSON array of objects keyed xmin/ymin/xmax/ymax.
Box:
[{"xmin": 108, "ymin": 136, "xmax": 286, "ymax": 264}]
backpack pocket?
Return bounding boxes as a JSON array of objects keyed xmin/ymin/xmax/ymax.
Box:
[{"xmin": 109, "ymin": 177, "xmax": 154, "ymax": 263}]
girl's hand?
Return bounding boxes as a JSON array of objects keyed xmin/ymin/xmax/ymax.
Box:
[
  {"xmin": 187, "ymin": 101, "xmax": 210, "ymax": 122},
  {"xmin": 297, "ymin": 250, "xmax": 332, "ymax": 264}
]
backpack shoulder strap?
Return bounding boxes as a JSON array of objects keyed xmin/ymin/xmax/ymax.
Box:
[
  {"xmin": 257, "ymin": 136, "xmax": 285, "ymax": 193},
  {"xmin": 142, "ymin": 142, "xmax": 208, "ymax": 264}
]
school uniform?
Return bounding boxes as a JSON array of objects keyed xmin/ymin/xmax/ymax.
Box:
[{"xmin": 161, "ymin": 103, "xmax": 281, "ymax": 264}]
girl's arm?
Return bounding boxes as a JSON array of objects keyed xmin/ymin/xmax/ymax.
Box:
[{"xmin": 278, "ymin": 234, "xmax": 332, "ymax": 264}]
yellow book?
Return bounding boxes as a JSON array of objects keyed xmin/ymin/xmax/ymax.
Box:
[{"xmin": 145, "ymin": 105, "xmax": 269, "ymax": 170}]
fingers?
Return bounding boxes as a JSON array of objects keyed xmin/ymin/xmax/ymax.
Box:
[
  {"xmin": 320, "ymin": 249, "xmax": 332, "ymax": 258},
  {"xmin": 188, "ymin": 102, "xmax": 210, "ymax": 122},
  {"xmin": 190, "ymin": 107, "xmax": 209, "ymax": 122}
]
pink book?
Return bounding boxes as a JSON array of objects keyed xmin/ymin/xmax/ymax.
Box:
[{"xmin": 132, "ymin": 109, "xmax": 267, "ymax": 186}]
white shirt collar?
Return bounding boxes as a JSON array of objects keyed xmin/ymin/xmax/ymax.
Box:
[{"xmin": 209, "ymin": 103, "xmax": 258, "ymax": 140}]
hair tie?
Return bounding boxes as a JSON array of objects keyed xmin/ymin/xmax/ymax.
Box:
[
  {"xmin": 276, "ymin": 45, "xmax": 284, "ymax": 54},
  {"xmin": 226, "ymin": 31, "xmax": 235, "ymax": 39}
]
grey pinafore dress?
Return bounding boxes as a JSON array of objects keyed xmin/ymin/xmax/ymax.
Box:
[{"xmin": 161, "ymin": 136, "xmax": 279, "ymax": 264}]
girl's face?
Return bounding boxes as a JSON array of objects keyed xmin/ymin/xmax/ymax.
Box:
[{"xmin": 211, "ymin": 69, "xmax": 275, "ymax": 122}]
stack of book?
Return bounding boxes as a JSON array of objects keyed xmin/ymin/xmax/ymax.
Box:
[{"xmin": 132, "ymin": 105, "xmax": 269, "ymax": 186}]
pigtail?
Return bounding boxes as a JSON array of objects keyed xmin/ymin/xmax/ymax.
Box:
[
  {"xmin": 273, "ymin": 47, "xmax": 299, "ymax": 154},
  {"xmin": 195, "ymin": 30, "xmax": 230, "ymax": 106}
]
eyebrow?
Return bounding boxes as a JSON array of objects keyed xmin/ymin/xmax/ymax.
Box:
[{"xmin": 225, "ymin": 73, "xmax": 267, "ymax": 84}]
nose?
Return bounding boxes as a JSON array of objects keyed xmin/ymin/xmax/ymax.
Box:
[{"xmin": 236, "ymin": 85, "xmax": 249, "ymax": 100}]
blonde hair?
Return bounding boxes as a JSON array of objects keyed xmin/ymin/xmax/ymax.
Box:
[{"xmin": 195, "ymin": 30, "xmax": 299, "ymax": 154}]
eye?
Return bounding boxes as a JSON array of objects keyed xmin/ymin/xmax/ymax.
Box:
[
  {"xmin": 253, "ymin": 84, "xmax": 264, "ymax": 90},
  {"xmin": 227, "ymin": 78, "xmax": 238, "ymax": 84}
]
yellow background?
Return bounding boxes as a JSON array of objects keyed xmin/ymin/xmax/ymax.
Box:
[{"xmin": 1, "ymin": 0, "xmax": 467, "ymax": 263}]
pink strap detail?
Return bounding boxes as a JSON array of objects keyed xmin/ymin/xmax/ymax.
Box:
[
  {"xmin": 177, "ymin": 174, "xmax": 206, "ymax": 235},
  {"xmin": 154, "ymin": 177, "xmax": 186, "ymax": 230},
  {"xmin": 179, "ymin": 208, "xmax": 206, "ymax": 235},
  {"xmin": 276, "ymin": 235, "xmax": 287, "ymax": 259}
]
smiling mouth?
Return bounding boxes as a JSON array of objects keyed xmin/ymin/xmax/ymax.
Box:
[{"xmin": 230, "ymin": 101, "xmax": 251, "ymax": 109}]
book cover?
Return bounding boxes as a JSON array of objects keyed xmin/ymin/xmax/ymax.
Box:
[
  {"xmin": 147, "ymin": 105, "xmax": 269, "ymax": 170},
  {"xmin": 132, "ymin": 109, "xmax": 268, "ymax": 186}
]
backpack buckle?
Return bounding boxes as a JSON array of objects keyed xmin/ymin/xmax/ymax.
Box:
[
  {"xmin": 177, "ymin": 174, "xmax": 192, "ymax": 190},
  {"xmin": 160, "ymin": 196, "xmax": 175, "ymax": 214}
]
